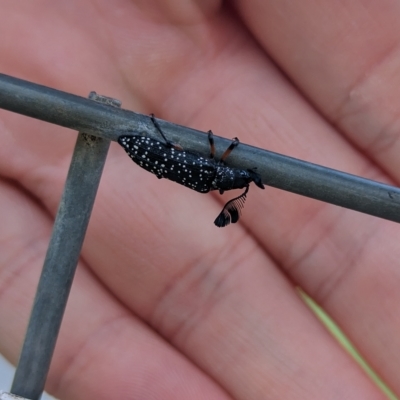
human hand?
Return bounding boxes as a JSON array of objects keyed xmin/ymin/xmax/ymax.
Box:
[{"xmin": 0, "ymin": 2, "xmax": 398, "ymax": 399}]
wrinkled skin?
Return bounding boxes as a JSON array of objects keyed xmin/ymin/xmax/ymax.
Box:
[{"xmin": 1, "ymin": 1, "xmax": 400, "ymax": 399}]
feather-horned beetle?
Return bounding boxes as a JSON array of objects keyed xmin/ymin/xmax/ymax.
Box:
[{"xmin": 118, "ymin": 115, "xmax": 264, "ymax": 227}]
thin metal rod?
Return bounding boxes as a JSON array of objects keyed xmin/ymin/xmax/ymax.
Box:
[
  {"xmin": 10, "ymin": 93, "xmax": 114, "ymax": 400},
  {"xmin": 0, "ymin": 73, "xmax": 400, "ymax": 223}
]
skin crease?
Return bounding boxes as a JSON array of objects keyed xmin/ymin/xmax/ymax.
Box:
[{"xmin": 1, "ymin": 0, "xmax": 400, "ymax": 398}]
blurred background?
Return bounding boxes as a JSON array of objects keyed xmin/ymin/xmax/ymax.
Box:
[{"xmin": 0, "ymin": 355, "xmax": 56, "ymax": 400}]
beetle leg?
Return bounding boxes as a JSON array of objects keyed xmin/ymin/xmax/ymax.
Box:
[
  {"xmin": 208, "ymin": 130, "xmax": 216, "ymax": 159},
  {"xmin": 220, "ymin": 137, "xmax": 240, "ymax": 163},
  {"xmin": 150, "ymin": 114, "xmax": 183, "ymax": 150},
  {"xmin": 247, "ymin": 168, "xmax": 265, "ymax": 189}
]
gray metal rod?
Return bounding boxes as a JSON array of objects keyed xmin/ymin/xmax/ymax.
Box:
[
  {"xmin": 0, "ymin": 73, "xmax": 400, "ymax": 224},
  {"xmin": 10, "ymin": 93, "xmax": 115, "ymax": 400}
]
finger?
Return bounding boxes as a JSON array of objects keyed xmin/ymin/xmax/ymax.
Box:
[
  {"xmin": 234, "ymin": 0, "xmax": 400, "ymax": 179},
  {"xmin": 0, "ymin": 180, "xmax": 232, "ymax": 400},
  {"xmin": 230, "ymin": 0, "xmax": 400, "ymax": 394},
  {"xmin": 0, "ymin": 1, "xmax": 388, "ymax": 398},
  {"xmin": 1, "ymin": 163, "xmax": 384, "ymax": 399}
]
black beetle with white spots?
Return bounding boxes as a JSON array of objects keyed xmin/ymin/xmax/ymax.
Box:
[{"xmin": 118, "ymin": 115, "xmax": 264, "ymax": 227}]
